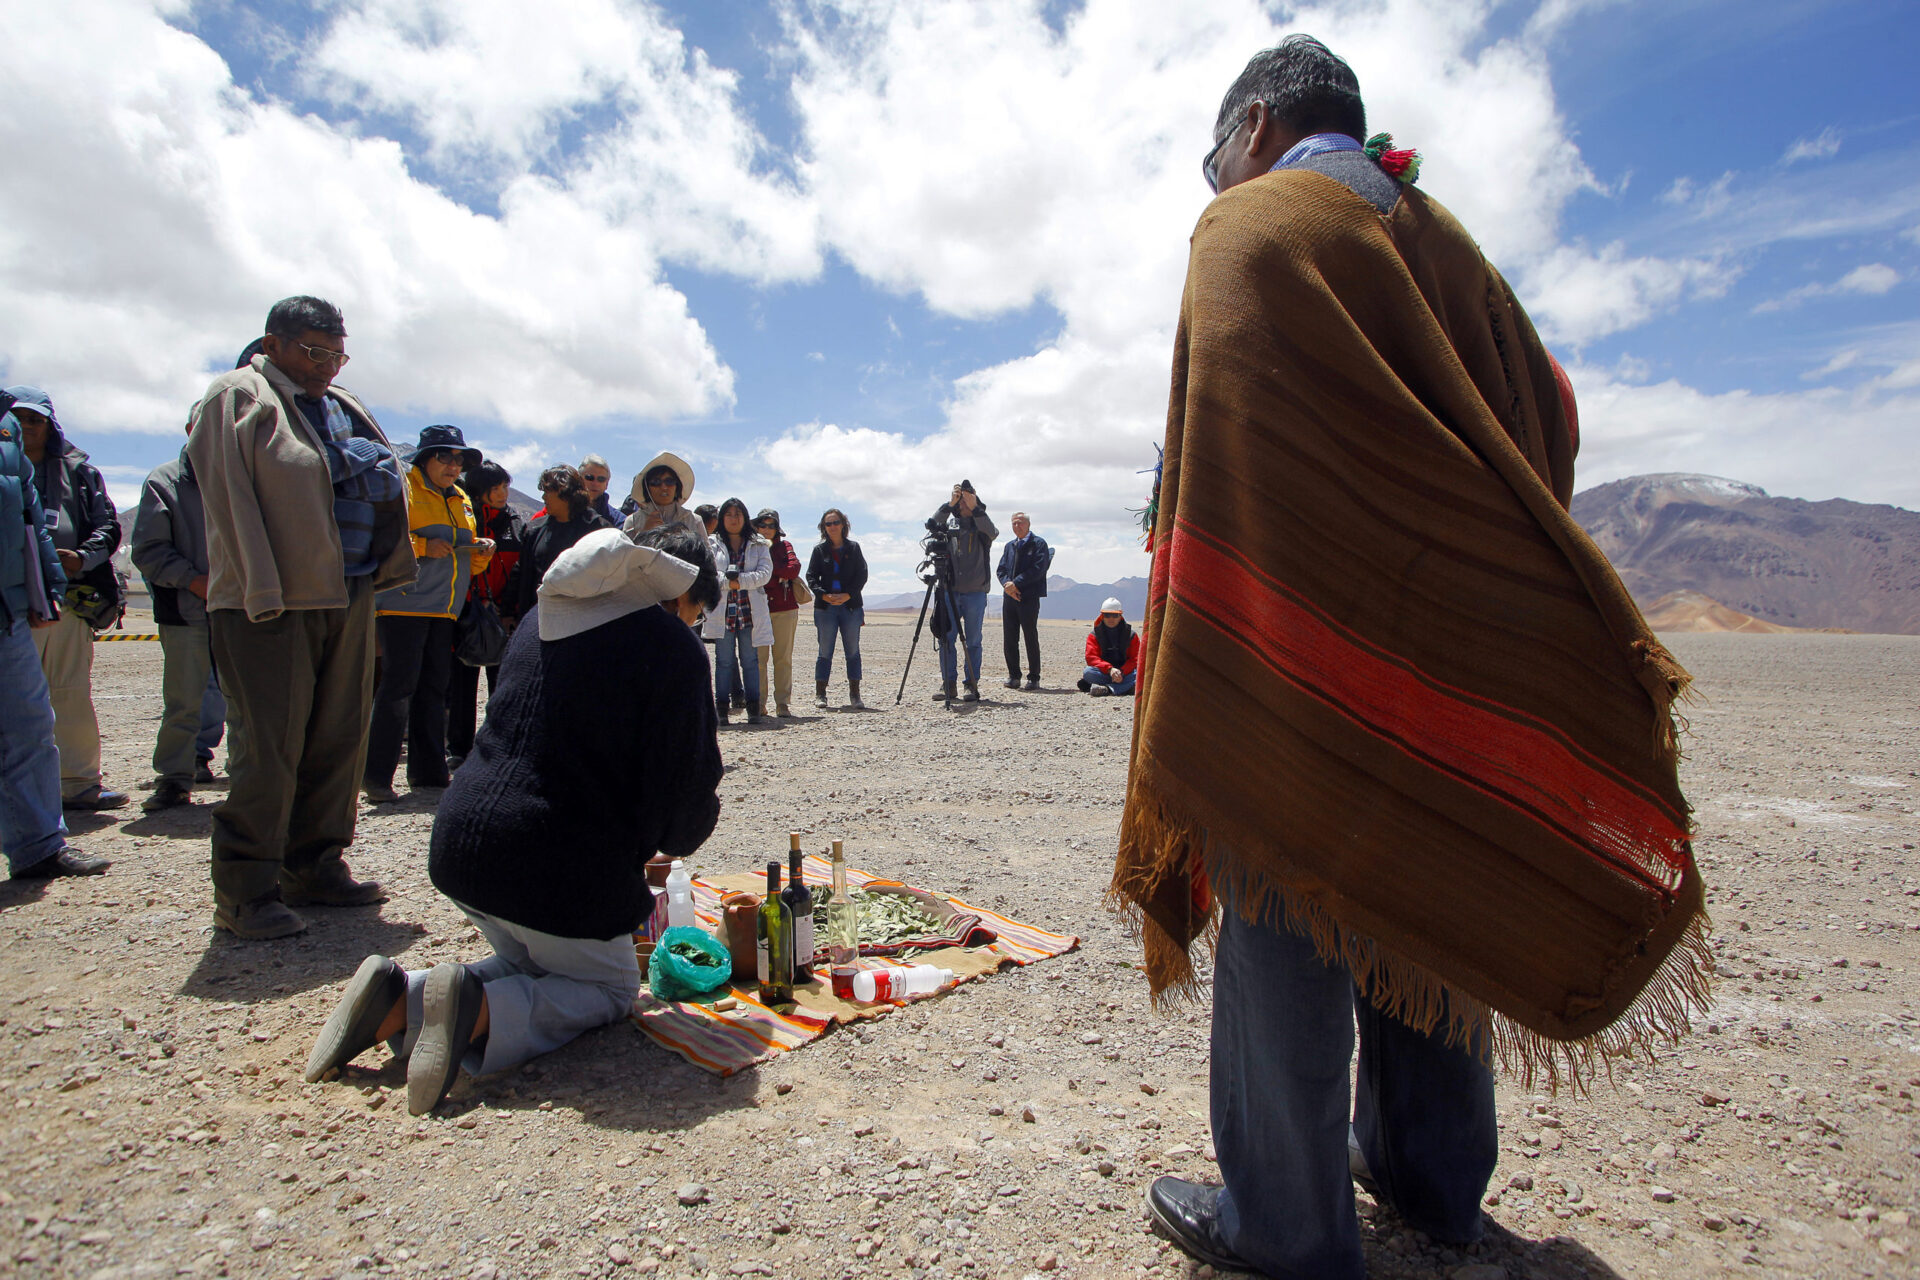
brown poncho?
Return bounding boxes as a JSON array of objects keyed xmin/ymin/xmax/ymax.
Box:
[{"xmin": 1111, "ymin": 168, "xmax": 1710, "ymax": 1086}]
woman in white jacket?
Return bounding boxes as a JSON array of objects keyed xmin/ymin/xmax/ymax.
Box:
[{"xmin": 700, "ymin": 497, "xmax": 772, "ymax": 724}]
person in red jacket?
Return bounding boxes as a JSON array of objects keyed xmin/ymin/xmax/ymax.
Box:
[
  {"xmin": 1078, "ymin": 597, "xmax": 1139, "ymax": 696},
  {"xmin": 751, "ymin": 508, "xmax": 804, "ymax": 718}
]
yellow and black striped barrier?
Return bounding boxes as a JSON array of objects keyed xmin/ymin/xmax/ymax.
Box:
[{"xmin": 95, "ymin": 632, "xmax": 161, "ymax": 642}]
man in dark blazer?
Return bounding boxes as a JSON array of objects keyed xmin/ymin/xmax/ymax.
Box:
[{"xmin": 996, "ymin": 511, "xmax": 1053, "ymax": 690}]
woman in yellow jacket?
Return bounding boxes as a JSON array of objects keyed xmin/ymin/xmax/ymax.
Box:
[{"xmin": 363, "ymin": 427, "xmax": 493, "ymax": 803}]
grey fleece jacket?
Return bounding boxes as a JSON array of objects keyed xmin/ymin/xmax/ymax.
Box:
[{"xmin": 131, "ymin": 447, "xmax": 211, "ymax": 626}]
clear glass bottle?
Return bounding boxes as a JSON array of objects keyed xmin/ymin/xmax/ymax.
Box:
[{"xmin": 826, "ymin": 839, "xmax": 859, "ymax": 998}]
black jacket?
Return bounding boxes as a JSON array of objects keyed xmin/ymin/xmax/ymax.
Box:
[
  {"xmin": 804, "ymin": 539, "xmax": 869, "ymax": 610},
  {"xmin": 506, "ymin": 508, "xmax": 611, "ymax": 620},
  {"xmin": 428, "ymin": 601, "xmax": 723, "ymax": 940},
  {"xmin": 995, "ymin": 533, "xmax": 1052, "ymax": 599}
]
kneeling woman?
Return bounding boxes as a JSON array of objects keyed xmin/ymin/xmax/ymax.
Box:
[{"xmin": 306, "ymin": 526, "xmax": 723, "ymax": 1114}]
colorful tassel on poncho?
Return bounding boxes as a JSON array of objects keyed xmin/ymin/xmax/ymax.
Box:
[{"xmin": 1364, "ymin": 132, "xmax": 1422, "ymax": 184}]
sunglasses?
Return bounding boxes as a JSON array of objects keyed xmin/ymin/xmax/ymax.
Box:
[
  {"xmin": 646, "ymin": 474, "xmax": 678, "ymax": 487},
  {"xmin": 823, "ymin": 520, "xmax": 845, "ymax": 527}
]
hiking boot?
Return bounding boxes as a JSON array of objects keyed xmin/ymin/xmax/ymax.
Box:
[
  {"xmin": 408, "ymin": 963, "xmax": 485, "ymax": 1115},
  {"xmin": 1023, "ymin": 676, "xmax": 1040, "ymax": 691},
  {"xmin": 1004, "ymin": 676, "xmax": 1021, "ymax": 689},
  {"xmin": 931, "ymin": 682, "xmax": 957, "ymax": 702},
  {"xmin": 63, "ymin": 785, "xmax": 129, "ymax": 811},
  {"xmin": 848, "ymin": 680, "xmax": 864, "ymax": 709},
  {"xmin": 214, "ymin": 896, "xmax": 308, "ymax": 940},
  {"xmin": 775, "ymin": 702, "xmax": 790, "ymax": 718},
  {"xmin": 363, "ymin": 782, "xmax": 399, "ymax": 805},
  {"xmin": 306, "ymin": 955, "xmax": 405, "ymax": 1081},
  {"xmin": 814, "ymin": 680, "xmax": 829, "ymax": 708},
  {"xmin": 961, "ymin": 682, "xmax": 980, "ymax": 702},
  {"xmin": 194, "ymin": 762, "xmax": 219, "ymax": 785},
  {"xmin": 282, "ymin": 861, "xmax": 387, "ymax": 908},
  {"xmin": 731, "ymin": 692, "xmax": 746, "ymax": 712},
  {"xmin": 142, "ymin": 779, "xmax": 193, "ymax": 812},
  {"xmin": 13, "ymin": 846, "xmax": 110, "ymax": 878}
]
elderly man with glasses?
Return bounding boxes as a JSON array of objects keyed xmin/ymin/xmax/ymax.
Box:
[{"xmin": 186, "ymin": 296, "xmax": 416, "ymax": 939}]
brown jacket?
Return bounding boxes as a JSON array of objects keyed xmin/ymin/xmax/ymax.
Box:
[{"xmin": 186, "ymin": 356, "xmax": 415, "ymax": 621}]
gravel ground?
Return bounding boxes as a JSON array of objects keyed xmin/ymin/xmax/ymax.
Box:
[{"xmin": 2, "ymin": 618, "xmax": 1917, "ymax": 1280}]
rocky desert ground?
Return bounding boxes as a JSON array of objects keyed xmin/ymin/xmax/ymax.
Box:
[{"xmin": 3, "ymin": 615, "xmax": 1916, "ymax": 1280}]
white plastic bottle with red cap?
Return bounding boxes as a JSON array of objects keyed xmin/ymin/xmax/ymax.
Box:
[{"xmin": 849, "ymin": 964, "xmax": 953, "ymax": 1002}]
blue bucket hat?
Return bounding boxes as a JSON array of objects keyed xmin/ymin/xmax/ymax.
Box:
[{"xmin": 410, "ymin": 423, "xmax": 481, "ymax": 469}]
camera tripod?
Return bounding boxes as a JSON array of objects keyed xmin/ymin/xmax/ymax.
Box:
[{"xmin": 894, "ymin": 541, "xmax": 971, "ymax": 706}]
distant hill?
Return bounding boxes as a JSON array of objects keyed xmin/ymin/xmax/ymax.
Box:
[
  {"xmin": 1638, "ymin": 590, "xmax": 1851, "ymax": 634},
  {"xmin": 1571, "ymin": 473, "xmax": 1920, "ymax": 635},
  {"xmin": 866, "ymin": 575, "xmax": 1149, "ymax": 621}
]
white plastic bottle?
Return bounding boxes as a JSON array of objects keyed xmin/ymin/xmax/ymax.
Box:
[
  {"xmin": 665, "ymin": 860, "xmax": 696, "ymax": 930},
  {"xmin": 849, "ymin": 965, "xmax": 954, "ymax": 1003}
]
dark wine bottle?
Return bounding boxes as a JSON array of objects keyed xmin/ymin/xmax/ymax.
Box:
[
  {"xmin": 784, "ymin": 834, "xmax": 815, "ymax": 984},
  {"xmin": 757, "ymin": 861, "xmax": 792, "ymax": 1004}
]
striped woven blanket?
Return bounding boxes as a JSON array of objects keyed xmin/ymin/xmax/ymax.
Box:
[{"xmin": 631, "ymin": 856, "xmax": 1080, "ymax": 1076}]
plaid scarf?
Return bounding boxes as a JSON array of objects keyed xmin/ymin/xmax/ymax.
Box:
[{"xmin": 1111, "ymin": 170, "xmax": 1708, "ymax": 1087}]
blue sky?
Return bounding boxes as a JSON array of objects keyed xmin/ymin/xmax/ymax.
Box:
[{"xmin": 3, "ymin": 0, "xmax": 1915, "ymax": 595}]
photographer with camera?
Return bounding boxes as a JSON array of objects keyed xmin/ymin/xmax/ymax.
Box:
[{"xmin": 927, "ymin": 479, "xmax": 997, "ymax": 703}]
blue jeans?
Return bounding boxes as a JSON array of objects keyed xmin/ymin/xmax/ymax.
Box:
[
  {"xmin": 713, "ymin": 628, "xmax": 760, "ymax": 710},
  {"xmin": 0, "ymin": 620, "xmax": 69, "ymax": 871},
  {"xmin": 1081, "ymin": 664, "xmax": 1136, "ymax": 695},
  {"xmin": 814, "ymin": 604, "xmax": 863, "ymax": 682},
  {"xmin": 1212, "ymin": 889, "xmax": 1497, "ymax": 1279},
  {"xmin": 936, "ymin": 590, "xmax": 988, "ymax": 686}
]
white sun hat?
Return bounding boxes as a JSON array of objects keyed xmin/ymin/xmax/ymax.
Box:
[
  {"xmin": 537, "ymin": 528, "xmax": 698, "ymax": 641},
  {"xmin": 1099, "ymin": 596, "xmax": 1124, "ymax": 615}
]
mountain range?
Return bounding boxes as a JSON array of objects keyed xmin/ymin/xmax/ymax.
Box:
[{"xmin": 1569, "ymin": 474, "xmax": 1920, "ymax": 635}]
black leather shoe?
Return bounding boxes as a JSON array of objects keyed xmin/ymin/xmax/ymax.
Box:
[
  {"xmin": 1145, "ymin": 1177, "xmax": 1258, "ymax": 1273},
  {"xmin": 306, "ymin": 955, "xmax": 405, "ymax": 1081},
  {"xmin": 1023, "ymin": 676, "xmax": 1040, "ymax": 690},
  {"xmin": 63, "ymin": 785, "xmax": 130, "ymax": 811},
  {"xmin": 13, "ymin": 846, "xmax": 110, "ymax": 878},
  {"xmin": 1004, "ymin": 676, "xmax": 1020, "ymax": 689},
  {"xmin": 408, "ymin": 963, "xmax": 484, "ymax": 1115},
  {"xmin": 194, "ymin": 763, "xmax": 219, "ymax": 785}
]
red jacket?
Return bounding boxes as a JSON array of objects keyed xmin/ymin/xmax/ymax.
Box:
[
  {"xmin": 1086, "ymin": 627, "xmax": 1140, "ymax": 675},
  {"xmin": 762, "ymin": 537, "xmax": 803, "ymax": 612}
]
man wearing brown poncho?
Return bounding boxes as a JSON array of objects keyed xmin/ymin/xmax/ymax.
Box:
[{"xmin": 1115, "ymin": 37, "xmax": 1710, "ymax": 1279}]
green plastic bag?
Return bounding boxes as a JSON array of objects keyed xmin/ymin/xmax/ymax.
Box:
[{"xmin": 648, "ymin": 926, "xmax": 734, "ymax": 1002}]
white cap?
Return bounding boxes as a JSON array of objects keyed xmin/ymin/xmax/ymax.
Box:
[
  {"xmin": 1099, "ymin": 596, "xmax": 1123, "ymax": 615},
  {"xmin": 536, "ymin": 528, "xmax": 698, "ymax": 641}
]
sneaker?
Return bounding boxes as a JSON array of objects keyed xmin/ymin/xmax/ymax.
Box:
[
  {"xmin": 194, "ymin": 763, "xmax": 219, "ymax": 786},
  {"xmin": 363, "ymin": 783, "xmax": 399, "ymax": 805},
  {"xmin": 213, "ymin": 896, "xmax": 308, "ymax": 940},
  {"xmin": 1090, "ymin": 684, "xmax": 1114, "ymax": 697},
  {"xmin": 282, "ymin": 860, "xmax": 386, "ymax": 907},
  {"xmin": 408, "ymin": 963, "xmax": 485, "ymax": 1115},
  {"xmin": 1004, "ymin": 676, "xmax": 1021, "ymax": 689},
  {"xmin": 931, "ymin": 683, "xmax": 956, "ymax": 702},
  {"xmin": 141, "ymin": 779, "xmax": 193, "ymax": 812},
  {"xmin": 961, "ymin": 682, "xmax": 980, "ymax": 703},
  {"xmin": 62, "ymin": 785, "xmax": 129, "ymax": 811},
  {"xmin": 13, "ymin": 846, "xmax": 110, "ymax": 878},
  {"xmin": 1023, "ymin": 676, "xmax": 1040, "ymax": 691},
  {"xmin": 305, "ymin": 955, "xmax": 405, "ymax": 1082}
]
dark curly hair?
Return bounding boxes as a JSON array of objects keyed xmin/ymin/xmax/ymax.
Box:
[{"xmin": 538, "ymin": 465, "xmax": 590, "ymax": 521}]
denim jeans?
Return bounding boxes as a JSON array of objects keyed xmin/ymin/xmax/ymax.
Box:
[
  {"xmin": 1080, "ymin": 664, "xmax": 1136, "ymax": 695},
  {"xmin": 713, "ymin": 628, "xmax": 760, "ymax": 709},
  {"xmin": 0, "ymin": 620, "xmax": 68, "ymax": 871},
  {"xmin": 814, "ymin": 604, "xmax": 863, "ymax": 682},
  {"xmin": 936, "ymin": 590, "xmax": 988, "ymax": 686},
  {"xmin": 1211, "ymin": 888, "xmax": 1497, "ymax": 1279}
]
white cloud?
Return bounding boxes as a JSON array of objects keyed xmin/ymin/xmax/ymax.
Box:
[
  {"xmin": 1569, "ymin": 359, "xmax": 1920, "ymax": 508},
  {"xmin": 1754, "ymin": 262, "xmax": 1900, "ymax": 312},
  {"xmin": 0, "ymin": 0, "xmax": 814, "ymax": 437},
  {"xmin": 1782, "ymin": 127, "xmax": 1842, "ymax": 165}
]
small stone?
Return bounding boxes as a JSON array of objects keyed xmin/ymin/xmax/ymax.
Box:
[
  {"xmin": 987, "ymin": 1105, "xmax": 1004, "ymax": 1117},
  {"xmin": 986, "ymin": 1033, "xmax": 1004, "ymax": 1047},
  {"xmin": 1507, "ymin": 1173, "xmax": 1533, "ymax": 1191},
  {"xmin": 1881, "ymin": 1239, "xmax": 1908, "ymax": 1258},
  {"xmin": 1651, "ymin": 1187, "xmax": 1676, "ymax": 1204},
  {"xmin": 676, "ymin": 1183, "xmax": 708, "ymax": 1206},
  {"xmin": 1703, "ymin": 1215, "xmax": 1726, "ymax": 1231},
  {"xmin": 1021, "ymin": 1106, "xmax": 1037, "ymax": 1123},
  {"xmin": 1037, "ymin": 1252, "xmax": 1059, "ymax": 1271},
  {"xmin": 1450, "ymin": 1266, "xmax": 1507, "ymax": 1280},
  {"xmin": 853, "ymin": 1123, "xmax": 875, "ymax": 1137},
  {"xmin": 1097, "ymin": 1160, "xmax": 1115, "ymax": 1177},
  {"xmin": 1701, "ymin": 1090, "xmax": 1731, "ymax": 1107},
  {"xmin": 608, "ymin": 1241, "xmax": 632, "ymax": 1265},
  {"xmin": 775, "ymin": 1082, "xmax": 792, "ymax": 1095},
  {"xmin": 1080, "ymin": 1033, "xmax": 1103, "ymax": 1045}
]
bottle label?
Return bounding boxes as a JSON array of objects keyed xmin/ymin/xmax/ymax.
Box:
[
  {"xmin": 870, "ymin": 969, "xmax": 898, "ymax": 1001},
  {"xmin": 756, "ymin": 935, "xmax": 769, "ymax": 984},
  {"xmin": 794, "ymin": 916, "xmax": 815, "ymax": 976}
]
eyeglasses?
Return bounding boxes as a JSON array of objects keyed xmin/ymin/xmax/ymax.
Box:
[
  {"xmin": 291, "ymin": 341, "xmax": 350, "ymax": 367},
  {"xmin": 646, "ymin": 475, "xmax": 678, "ymax": 488},
  {"xmin": 581, "ymin": 473, "xmax": 609, "ymax": 484},
  {"xmin": 1201, "ymin": 104, "xmax": 1261, "ymax": 194}
]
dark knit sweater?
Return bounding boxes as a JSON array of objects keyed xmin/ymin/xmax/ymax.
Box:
[{"xmin": 428, "ymin": 601, "xmax": 723, "ymax": 940}]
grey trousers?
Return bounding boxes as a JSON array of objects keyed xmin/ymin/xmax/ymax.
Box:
[
  {"xmin": 392, "ymin": 902, "xmax": 641, "ymax": 1077},
  {"xmin": 155, "ymin": 622, "xmax": 226, "ymax": 784},
  {"xmin": 206, "ymin": 579, "xmax": 376, "ymax": 907}
]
